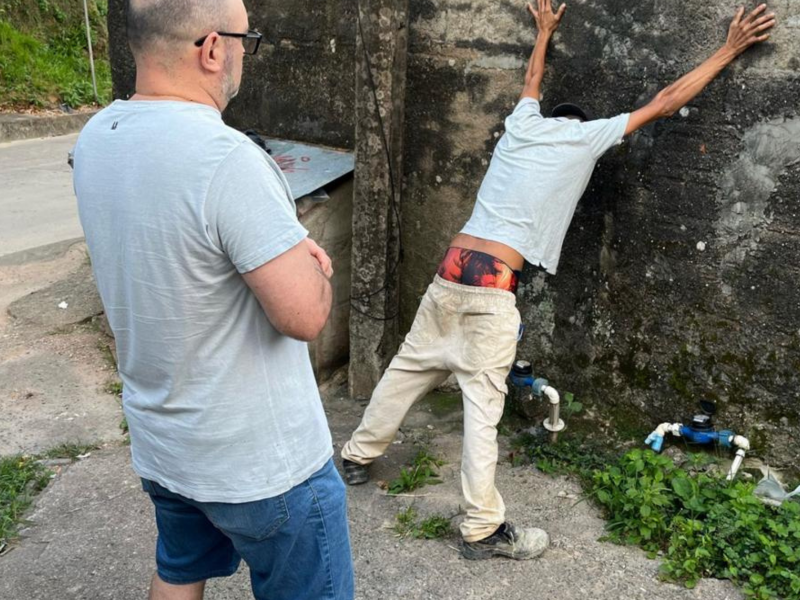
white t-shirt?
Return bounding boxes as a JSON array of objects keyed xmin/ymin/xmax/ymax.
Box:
[
  {"xmin": 460, "ymin": 98, "xmax": 630, "ymax": 274},
  {"xmin": 73, "ymin": 100, "xmax": 333, "ymax": 503}
]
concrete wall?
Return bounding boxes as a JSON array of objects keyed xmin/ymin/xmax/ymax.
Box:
[
  {"xmin": 300, "ymin": 179, "xmax": 354, "ymax": 377},
  {"xmin": 400, "ymin": 0, "xmax": 800, "ymax": 470},
  {"xmin": 107, "ymin": 0, "xmax": 356, "ymax": 147},
  {"xmin": 108, "ymin": 0, "xmax": 800, "ymax": 469}
]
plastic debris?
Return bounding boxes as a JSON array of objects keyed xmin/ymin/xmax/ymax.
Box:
[
  {"xmin": 754, "ymin": 471, "xmax": 800, "ymax": 507},
  {"xmin": 58, "ymin": 301, "xmax": 69, "ymax": 309}
]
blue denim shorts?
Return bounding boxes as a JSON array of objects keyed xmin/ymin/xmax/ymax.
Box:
[{"xmin": 141, "ymin": 458, "xmax": 354, "ymax": 600}]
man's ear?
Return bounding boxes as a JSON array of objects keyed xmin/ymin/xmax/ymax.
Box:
[{"xmin": 198, "ymin": 33, "xmax": 224, "ymax": 74}]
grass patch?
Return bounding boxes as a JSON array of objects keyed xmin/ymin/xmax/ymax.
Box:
[
  {"xmin": 1, "ymin": 442, "xmax": 100, "ymax": 547},
  {"xmin": 105, "ymin": 380, "xmax": 122, "ymax": 397},
  {"xmin": 0, "ymin": 0, "xmax": 111, "ymax": 109},
  {"xmin": 514, "ymin": 434, "xmax": 800, "ymax": 600},
  {"xmin": 387, "ymin": 449, "xmax": 444, "ymax": 495},
  {"xmin": 41, "ymin": 442, "xmax": 97, "ymax": 460},
  {"xmin": 0, "ymin": 455, "xmax": 51, "ymax": 548},
  {"xmin": 393, "ymin": 506, "xmax": 453, "ymax": 540}
]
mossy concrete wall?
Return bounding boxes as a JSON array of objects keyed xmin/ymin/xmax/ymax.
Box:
[{"xmin": 108, "ymin": 0, "xmax": 800, "ymax": 470}]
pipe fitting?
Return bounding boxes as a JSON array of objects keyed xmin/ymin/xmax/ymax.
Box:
[{"xmin": 542, "ymin": 386, "xmax": 565, "ymax": 434}]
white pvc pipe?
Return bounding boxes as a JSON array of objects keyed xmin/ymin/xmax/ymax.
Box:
[
  {"xmin": 726, "ymin": 436, "xmax": 750, "ymax": 480},
  {"xmin": 542, "ymin": 386, "xmax": 565, "ymax": 441}
]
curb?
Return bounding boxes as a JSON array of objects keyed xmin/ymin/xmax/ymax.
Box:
[{"xmin": 0, "ymin": 111, "xmax": 99, "ymax": 143}]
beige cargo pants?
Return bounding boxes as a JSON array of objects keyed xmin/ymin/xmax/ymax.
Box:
[{"xmin": 342, "ymin": 275, "xmax": 521, "ymax": 542}]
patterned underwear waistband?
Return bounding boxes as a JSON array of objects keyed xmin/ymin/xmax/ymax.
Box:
[{"xmin": 436, "ymin": 247, "xmax": 520, "ymax": 294}]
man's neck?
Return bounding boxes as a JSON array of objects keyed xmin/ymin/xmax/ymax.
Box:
[{"xmin": 132, "ymin": 73, "xmax": 222, "ymax": 111}]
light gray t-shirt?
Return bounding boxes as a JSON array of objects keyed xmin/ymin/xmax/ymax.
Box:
[
  {"xmin": 73, "ymin": 100, "xmax": 333, "ymax": 503},
  {"xmin": 460, "ymin": 98, "xmax": 629, "ymax": 274}
]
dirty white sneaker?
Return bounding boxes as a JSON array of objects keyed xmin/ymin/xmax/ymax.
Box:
[{"xmin": 462, "ymin": 522, "xmax": 550, "ymax": 560}]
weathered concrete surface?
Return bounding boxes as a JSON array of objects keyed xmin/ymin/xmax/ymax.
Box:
[
  {"xmin": 106, "ymin": 0, "xmax": 357, "ymax": 148},
  {"xmin": 0, "ymin": 110, "xmax": 97, "ymax": 143},
  {"xmin": 0, "ymin": 383, "xmax": 743, "ymax": 600},
  {"xmin": 348, "ymin": 0, "xmax": 409, "ymax": 398},
  {"xmin": 107, "ymin": 1, "xmax": 800, "ymax": 468},
  {"xmin": 0, "ymin": 242, "xmax": 123, "ymax": 456},
  {"xmin": 399, "ymin": 0, "xmax": 800, "ymax": 473},
  {"xmin": 0, "ymin": 133, "xmax": 85, "ymax": 259},
  {"xmin": 299, "ymin": 178, "xmax": 355, "ymax": 377}
]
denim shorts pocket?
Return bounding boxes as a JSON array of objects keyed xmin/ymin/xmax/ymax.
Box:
[{"xmin": 206, "ymin": 494, "xmax": 290, "ymax": 542}]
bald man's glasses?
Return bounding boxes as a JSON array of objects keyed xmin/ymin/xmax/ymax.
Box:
[{"xmin": 194, "ymin": 30, "xmax": 262, "ymax": 55}]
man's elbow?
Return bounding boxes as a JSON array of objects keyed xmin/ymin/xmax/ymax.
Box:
[
  {"xmin": 278, "ymin": 311, "xmax": 330, "ymax": 342},
  {"xmin": 276, "ymin": 292, "xmax": 333, "ymax": 342},
  {"xmin": 652, "ymin": 90, "xmax": 679, "ymax": 119}
]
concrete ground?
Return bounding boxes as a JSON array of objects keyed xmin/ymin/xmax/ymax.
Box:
[
  {"xmin": 0, "ymin": 243, "xmax": 744, "ymax": 599},
  {"xmin": 0, "ymin": 133, "xmax": 84, "ymax": 258}
]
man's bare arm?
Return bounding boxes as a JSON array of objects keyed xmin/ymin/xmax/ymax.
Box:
[
  {"xmin": 521, "ymin": 0, "xmax": 566, "ymax": 100},
  {"xmin": 626, "ymin": 4, "xmax": 776, "ymax": 135},
  {"xmin": 242, "ymin": 239, "xmax": 333, "ymax": 342}
]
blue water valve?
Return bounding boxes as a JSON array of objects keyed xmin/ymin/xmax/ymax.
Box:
[{"xmin": 510, "ymin": 360, "xmax": 534, "ymax": 388}]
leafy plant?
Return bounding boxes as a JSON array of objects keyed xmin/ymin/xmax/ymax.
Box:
[
  {"xmin": 393, "ymin": 506, "xmax": 453, "ymax": 540},
  {"xmin": 590, "ymin": 449, "xmax": 800, "ymax": 599},
  {"xmin": 387, "ymin": 449, "xmax": 444, "ymax": 495},
  {"xmin": 562, "ymin": 391, "xmax": 583, "ymax": 417}
]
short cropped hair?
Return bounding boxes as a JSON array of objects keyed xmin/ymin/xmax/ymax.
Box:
[{"xmin": 126, "ymin": 0, "xmax": 234, "ymax": 55}]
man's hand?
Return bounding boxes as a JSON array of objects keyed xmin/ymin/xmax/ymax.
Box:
[
  {"xmin": 724, "ymin": 4, "xmax": 776, "ymax": 56},
  {"xmin": 306, "ymin": 237, "xmax": 333, "ymax": 279},
  {"xmin": 527, "ymin": 0, "xmax": 566, "ymax": 37},
  {"xmin": 625, "ymin": 4, "xmax": 777, "ymax": 136}
]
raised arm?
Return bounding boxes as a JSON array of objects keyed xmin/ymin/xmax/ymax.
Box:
[
  {"xmin": 521, "ymin": 0, "xmax": 566, "ymax": 101},
  {"xmin": 625, "ymin": 4, "xmax": 776, "ymax": 135}
]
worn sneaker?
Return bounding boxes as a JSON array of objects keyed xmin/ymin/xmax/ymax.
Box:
[
  {"xmin": 342, "ymin": 459, "xmax": 370, "ymax": 486},
  {"xmin": 462, "ymin": 522, "xmax": 550, "ymax": 560}
]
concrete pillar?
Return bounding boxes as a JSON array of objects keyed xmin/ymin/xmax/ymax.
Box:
[{"xmin": 348, "ymin": 0, "xmax": 409, "ymax": 399}]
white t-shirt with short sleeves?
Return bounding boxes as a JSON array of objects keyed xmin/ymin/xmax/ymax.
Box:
[
  {"xmin": 460, "ymin": 97, "xmax": 629, "ymax": 274},
  {"xmin": 73, "ymin": 100, "xmax": 333, "ymax": 503}
]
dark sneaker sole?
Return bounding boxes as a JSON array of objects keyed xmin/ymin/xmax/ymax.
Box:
[
  {"xmin": 461, "ymin": 544, "xmax": 546, "ymax": 561},
  {"xmin": 342, "ymin": 463, "xmax": 369, "ymax": 486}
]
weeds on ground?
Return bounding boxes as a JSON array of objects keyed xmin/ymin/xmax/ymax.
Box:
[
  {"xmin": 105, "ymin": 380, "xmax": 122, "ymax": 397},
  {"xmin": 387, "ymin": 449, "xmax": 445, "ymax": 495},
  {"xmin": 514, "ymin": 433, "xmax": 800, "ymax": 600},
  {"xmin": 1, "ymin": 442, "xmax": 99, "ymax": 547},
  {"xmin": 41, "ymin": 441, "xmax": 98, "ymax": 460},
  {"xmin": 591, "ymin": 449, "xmax": 800, "ymax": 599},
  {"xmin": 393, "ymin": 506, "xmax": 453, "ymax": 540},
  {"xmin": 0, "ymin": 455, "xmax": 51, "ymax": 548}
]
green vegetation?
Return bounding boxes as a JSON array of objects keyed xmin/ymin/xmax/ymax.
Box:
[
  {"xmin": 1, "ymin": 442, "xmax": 99, "ymax": 547},
  {"xmin": 514, "ymin": 434, "xmax": 800, "ymax": 600},
  {"xmin": 41, "ymin": 441, "xmax": 98, "ymax": 460},
  {"xmin": 105, "ymin": 380, "xmax": 122, "ymax": 397},
  {"xmin": 0, "ymin": 455, "xmax": 51, "ymax": 548},
  {"xmin": 393, "ymin": 506, "xmax": 453, "ymax": 540},
  {"xmin": 0, "ymin": 0, "xmax": 111, "ymax": 109},
  {"xmin": 387, "ymin": 449, "xmax": 444, "ymax": 495}
]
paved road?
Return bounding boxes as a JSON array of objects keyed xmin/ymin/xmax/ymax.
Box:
[{"xmin": 0, "ymin": 133, "xmax": 83, "ymax": 258}]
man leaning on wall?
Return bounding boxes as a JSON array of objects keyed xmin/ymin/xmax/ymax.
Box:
[
  {"xmin": 341, "ymin": 0, "xmax": 776, "ymax": 562},
  {"xmin": 72, "ymin": 1, "xmax": 354, "ymax": 598}
]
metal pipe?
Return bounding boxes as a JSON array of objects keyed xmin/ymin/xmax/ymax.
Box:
[
  {"xmin": 82, "ymin": 0, "xmax": 98, "ymax": 104},
  {"xmin": 541, "ymin": 385, "xmax": 565, "ymax": 443}
]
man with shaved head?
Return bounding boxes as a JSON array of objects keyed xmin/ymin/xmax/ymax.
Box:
[{"xmin": 72, "ymin": 1, "xmax": 353, "ymax": 598}]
